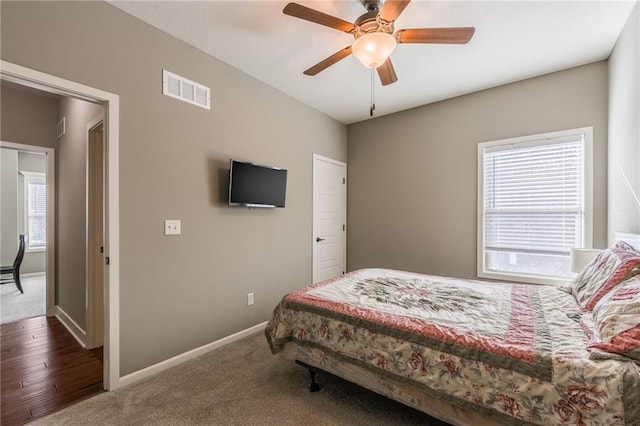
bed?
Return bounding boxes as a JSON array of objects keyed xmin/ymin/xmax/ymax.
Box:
[{"xmin": 265, "ymin": 244, "xmax": 640, "ymax": 425}]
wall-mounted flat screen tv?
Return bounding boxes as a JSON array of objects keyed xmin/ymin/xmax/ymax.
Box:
[{"xmin": 228, "ymin": 159, "xmax": 287, "ymax": 208}]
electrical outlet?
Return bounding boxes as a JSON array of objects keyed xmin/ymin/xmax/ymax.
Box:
[
  {"xmin": 164, "ymin": 219, "xmax": 181, "ymax": 235},
  {"xmin": 247, "ymin": 292, "xmax": 254, "ymax": 306}
]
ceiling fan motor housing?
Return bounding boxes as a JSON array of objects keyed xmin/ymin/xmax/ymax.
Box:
[{"xmin": 354, "ymin": 11, "xmax": 394, "ymax": 39}]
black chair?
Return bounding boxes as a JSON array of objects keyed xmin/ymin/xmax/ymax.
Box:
[{"xmin": 0, "ymin": 234, "xmax": 26, "ymax": 294}]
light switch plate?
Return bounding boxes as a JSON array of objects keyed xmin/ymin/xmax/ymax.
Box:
[{"xmin": 164, "ymin": 219, "xmax": 181, "ymax": 235}]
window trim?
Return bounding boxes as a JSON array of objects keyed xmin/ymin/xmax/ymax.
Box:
[
  {"xmin": 477, "ymin": 127, "xmax": 594, "ymax": 285},
  {"xmin": 20, "ymin": 171, "xmax": 46, "ymax": 253}
]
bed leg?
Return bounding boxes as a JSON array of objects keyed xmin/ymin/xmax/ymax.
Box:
[
  {"xmin": 307, "ymin": 369, "xmax": 320, "ymax": 392},
  {"xmin": 295, "ymin": 360, "xmax": 320, "ymax": 392}
]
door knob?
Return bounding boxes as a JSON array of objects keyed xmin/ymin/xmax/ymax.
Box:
[{"xmin": 316, "ymin": 237, "xmax": 325, "ymax": 242}]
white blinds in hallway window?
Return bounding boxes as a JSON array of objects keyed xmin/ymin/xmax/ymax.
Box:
[
  {"xmin": 27, "ymin": 179, "xmax": 47, "ymax": 249},
  {"xmin": 478, "ymin": 128, "xmax": 592, "ymax": 284},
  {"xmin": 21, "ymin": 171, "xmax": 46, "ymax": 251}
]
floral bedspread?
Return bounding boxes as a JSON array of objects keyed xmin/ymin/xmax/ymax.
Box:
[{"xmin": 265, "ymin": 268, "xmax": 640, "ymax": 425}]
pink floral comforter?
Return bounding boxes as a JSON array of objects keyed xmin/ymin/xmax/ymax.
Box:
[{"xmin": 265, "ymin": 268, "xmax": 640, "ymax": 425}]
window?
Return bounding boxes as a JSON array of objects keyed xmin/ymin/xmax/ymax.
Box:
[
  {"xmin": 477, "ymin": 127, "xmax": 593, "ymax": 285},
  {"xmin": 21, "ymin": 172, "xmax": 46, "ymax": 251}
]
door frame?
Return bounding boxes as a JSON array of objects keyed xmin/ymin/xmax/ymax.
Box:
[
  {"xmin": 0, "ymin": 60, "xmax": 121, "ymax": 390},
  {"xmin": 0, "ymin": 141, "xmax": 55, "ymax": 318},
  {"xmin": 312, "ymin": 154, "xmax": 347, "ymax": 283}
]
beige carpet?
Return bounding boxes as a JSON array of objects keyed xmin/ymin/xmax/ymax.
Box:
[
  {"xmin": 0, "ymin": 275, "xmax": 45, "ymax": 324},
  {"xmin": 32, "ymin": 331, "xmax": 450, "ymax": 425}
]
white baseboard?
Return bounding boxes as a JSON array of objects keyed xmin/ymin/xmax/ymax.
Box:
[
  {"xmin": 117, "ymin": 321, "xmax": 267, "ymax": 388},
  {"xmin": 21, "ymin": 272, "xmax": 46, "ymax": 278},
  {"xmin": 55, "ymin": 305, "xmax": 87, "ymax": 348}
]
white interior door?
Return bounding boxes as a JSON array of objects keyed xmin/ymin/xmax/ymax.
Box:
[{"xmin": 313, "ymin": 154, "xmax": 346, "ymax": 283}]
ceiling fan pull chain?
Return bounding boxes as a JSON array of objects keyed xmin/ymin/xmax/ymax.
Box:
[{"xmin": 370, "ymin": 68, "xmax": 376, "ymax": 117}]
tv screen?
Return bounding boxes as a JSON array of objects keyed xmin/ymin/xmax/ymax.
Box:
[{"xmin": 229, "ymin": 160, "xmax": 287, "ymax": 208}]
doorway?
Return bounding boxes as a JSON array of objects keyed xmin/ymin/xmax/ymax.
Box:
[
  {"xmin": 1, "ymin": 59, "xmax": 120, "ymax": 390},
  {"xmin": 0, "ymin": 143, "xmax": 55, "ymax": 323},
  {"xmin": 312, "ymin": 154, "xmax": 347, "ymax": 283}
]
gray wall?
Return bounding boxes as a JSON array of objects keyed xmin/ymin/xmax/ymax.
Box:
[
  {"xmin": 1, "ymin": 1, "xmax": 347, "ymax": 375},
  {"xmin": 347, "ymin": 62, "xmax": 609, "ymax": 278},
  {"xmin": 0, "ymin": 83, "xmax": 59, "ymax": 149},
  {"xmin": 608, "ymin": 2, "xmax": 640, "ymax": 241},
  {"xmin": 56, "ymin": 97, "xmax": 103, "ymax": 330},
  {"xmin": 0, "ymin": 149, "xmax": 19, "ymax": 265}
]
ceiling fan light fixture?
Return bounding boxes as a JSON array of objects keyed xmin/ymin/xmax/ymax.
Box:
[{"xmin": 351, "ymin": 32, "xmax": 396, "ymax": 69}]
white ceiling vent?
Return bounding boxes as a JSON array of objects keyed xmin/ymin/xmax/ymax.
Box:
[{"xmin": 162, "ymin": 70, "xmax": 210, "ymax": 110}]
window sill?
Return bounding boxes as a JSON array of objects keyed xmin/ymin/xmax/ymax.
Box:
[
  {"xmin": 26, "ymin": 247, "xmax": 45, "ymax": 253},
  {"xmin": 477, "ymin": 270, "xmax": 569, "ymax": 286}
]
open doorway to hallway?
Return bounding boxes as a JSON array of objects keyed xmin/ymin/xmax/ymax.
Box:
[
  {"xmin": 1, "ymin": 82, "xmax": 106, "ymax": 349},
  {"xmin": 0, "ymin": 65, "xmax": 116, "ymax": 421},
  {"xmin": 1, "ymin": 58, "xmax": 120, "ymax": 392}
]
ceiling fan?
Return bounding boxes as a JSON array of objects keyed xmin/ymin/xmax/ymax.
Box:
[{"xmin": 283, "ymin": 0, "xmax": 475, "ymax": 86}]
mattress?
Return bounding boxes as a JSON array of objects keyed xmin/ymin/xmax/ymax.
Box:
[{"xmin": 265, "ymin": 268, "xmax": 640, "ymax": 425}]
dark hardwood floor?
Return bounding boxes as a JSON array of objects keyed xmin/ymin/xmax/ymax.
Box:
[{"xmin": 1, "ymin": 316, "xmax": 104, "ymax": 425}]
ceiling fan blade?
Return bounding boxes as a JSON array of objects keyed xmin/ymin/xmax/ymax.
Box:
[
  {"xmin": 379, "ymin": 0, "xmax": 411, "ymax": 22},
  {"xmin": 303, "ymin": 46, "xmax": 353, "ymax": 76},
  {"xmin": 396, "ymin": 27, "xmax": 475, "ymax": 44},
  {"xmin": 283, "ymin": 3, "xmax": 355, "ymax": 33},
  {"xmin": 377, "ymin": 58, "xmax": 398, "ymax": 86}
]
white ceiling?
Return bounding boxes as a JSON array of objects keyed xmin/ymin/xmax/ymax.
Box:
[{"xmin": 108, "ymin": 0, "xmax": 637, "ymax": 124}]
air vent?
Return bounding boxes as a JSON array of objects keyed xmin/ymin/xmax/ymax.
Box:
[
  {"xmin": 57, "ymin": 117, "xmax": 66, "ymax": 139},
  {"xmin": 162, "ymin": 70, "xmax": 210, "ymax": 110}
]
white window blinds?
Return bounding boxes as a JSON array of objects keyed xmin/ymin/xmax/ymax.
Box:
[
  {"xmin": 478, "ymin": 128, "xmax": 592, "ymax": 284},
  {"xmin": 27, "ymin": 179, "xmax": 47, "ymax": 249},
  {"xmin": 21, "ymin": 171, "xmax": 46, "ymax": 250}
]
